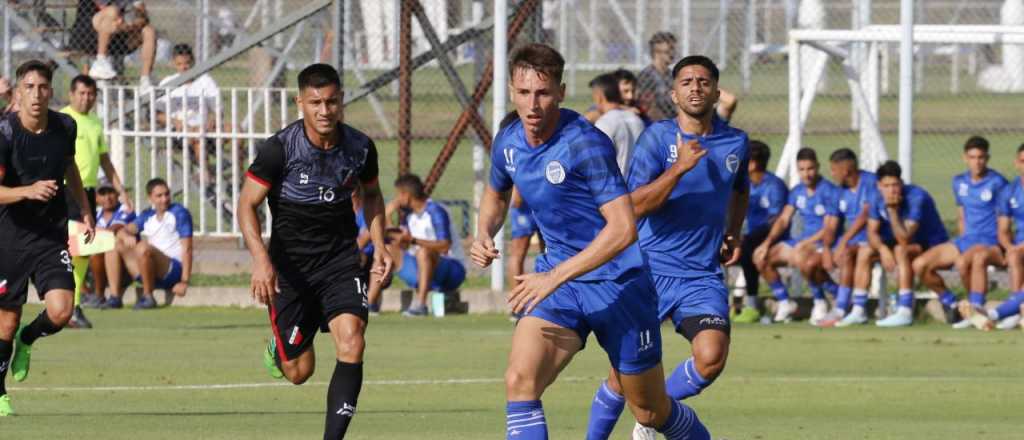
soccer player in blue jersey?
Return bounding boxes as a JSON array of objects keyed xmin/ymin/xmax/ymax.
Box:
[
  {"xmin": 733, "ymin": 140, "xmax": 788, "ymax": 323},
  {"xmin": 912, "ymin": 136, "xmax": 1006, "ymax": 327},
  {"xmin": 960, "ymin": 144, "xmax": 1024, "ymax": 330},
  {"xmin": 584, "ymin": 55, "xmax": 748, "ymax": 440},
  {"xmin": 754, "ymin": 148, "xmax": 841, "ymax": 323},
  {"xmin": 472, "ymin": 43, "xmax": 708, "ymax": 440},
  {"xmin": 867, "ymin": 161, "xmax": 949, "ymax": 327},
  {"xmin": 820, "ymin": 148, "xmax": 879, "ymax": 327}
]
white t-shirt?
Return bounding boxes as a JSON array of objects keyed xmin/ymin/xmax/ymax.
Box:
[
  {"xmin": 404, "ymin": 199, "xmax": 464, "ymax": 261},
  {"xmin": 595, "ymin": 108, "xmax": 646, "ymax": 175},
  {"xmin": 134, "ymin": 204, "xmax": 193, "ymax": 260},
  {"xmin": 156, "ymin": 73, "xmax": 220, "ymax": 128}
]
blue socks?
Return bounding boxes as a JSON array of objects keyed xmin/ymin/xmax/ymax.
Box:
[
  {"xmin": 507, "ymin": 400, "xmax": 547, "ymax": 439},
  {"xmin": 852, "ymin": 289, "xmax": 869, "ymax": 307},
  {"xmin": 939, "ymin": 291, "xmax": 958, "ymax": 308},
  {"xmin": 898, "ymin": 289, "xmax": 914, "ymax": 308},
  {"xmin": 835, "ymin": 286, "xmax": 852, "ymax": 312},
  {"xmin": 809, "ymin": 283, "xmax": 826, "ymax": 300},
  {"xmin": 585, "ymin": 381, "xmax": 625, "ymax": 440},
  {"xmin": 770, "ymin": 280, "xmax": 789, "ymax": 301},
  {"xmin": 666, "ymin": 357, "xmax": 712, "ymax": 401},
  {"xmin": 823, "ymin": 279, "xmax": 839, "ymax": 296},
  {"xmin": 995, "ymin": 292, "xmax": 1024, "ymax": 320},
  {"xmin": 657, "ymin": 399, "xmax": 711, "ymax": 440},
  {"xmin": 969, "ymin": 291, "xmax": 985, "ymax": 307}
]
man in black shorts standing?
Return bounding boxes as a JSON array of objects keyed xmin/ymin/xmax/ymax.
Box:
[
  {"xmin": 238, "ymin": 63, "xmax": 391, "ymax": 439},
  {"xmin": 0, "ymin": 60, "xmax": 96, "ymax": 416}
]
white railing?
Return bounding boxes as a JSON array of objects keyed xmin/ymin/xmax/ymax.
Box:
[{"xmin": 99, "ymin": 85, "xmax": 297, "ymax": 237}]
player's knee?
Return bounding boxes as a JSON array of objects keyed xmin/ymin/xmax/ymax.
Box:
[
  {"xmin": 894, "ymin": 244, "xmax": 908, "ymax": 259},
  {"xmin": 135, "ymin": 241, "xmax": 152, "ymax": 258},
  {"xmin": 286, "ymin": 370, "xmax": 313, "ymax": 385},
  {"xmin": 335, "ymin": 333, "xmax": 366, "ymax": 363},
  {"xmin": 911, "ymin": 257, "xmax": 928, "ymax": 275},
  {"xmin": 49, "ymin": 306, "xmax": 73, "ymax": 328},
  {"xmin": 971, "ymin": 251, "xmax": 989, "ymax": 266},
  {"xmin": 504, "ymin": 366, "xmax": 541, "ymax": 398},
  {"xmin": 693, "ymin": 343, "xmax": 727, "ymax": 381}
]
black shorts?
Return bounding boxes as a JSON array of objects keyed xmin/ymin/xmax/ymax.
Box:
[
  {"xmin": 269, "ymin": 259, "xmax": 368, "ymax": 362},
  {"xmin": 65, "ymin": 187, "xmax": 98, "ymax": 222},
  {"xmin": 0, "ymin": 245, "xmax": 75, "ymax": 308}
]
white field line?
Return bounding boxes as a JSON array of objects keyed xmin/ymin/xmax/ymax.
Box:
[{"xmin": 9, "ymin": 375, "xmax": 1021, "ymax": 393}]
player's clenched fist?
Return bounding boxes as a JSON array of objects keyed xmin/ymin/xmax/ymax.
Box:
[
  {"xmin": 22, "ymin": 179, "xmax": 58, "ymax": 202},
  {"xmin": 470, "ymin": 235, "xmax": 500, "ymax": 268},
  {"xmin": 670, "ymin": 133, "xmax": 707, "ymax": 176}
]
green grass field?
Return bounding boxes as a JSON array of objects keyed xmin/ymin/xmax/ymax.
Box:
[{"xmin": 4, "ymin": 306, "xmax": 1023, "ymax": 439}]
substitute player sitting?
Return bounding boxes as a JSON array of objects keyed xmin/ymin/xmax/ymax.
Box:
[
  {"xmin": 586, "ymin": 55, "xmax": 748, "ymax": 440},
  {"xmin": 959, "ymin": 144, "xmax": 1024, "ymax": 330},
  {"xmin": 390, "ymin": 174, "xmax": 466, "ymax": 317},
  {"xmin": 472, "ymin": 43, "xmax": 709, "ymax": 440},
  {"xmin": 239, "ymin": 64, "xmax": 391, "ymax": 439},
  {"xmin": 754, "ymin": 148, "xmax": 841, "ymax": 323},
  {"xmin": 868, "ymin": 161, "xmax": 949, "ymax": 327},
  {"xmin": 912, "ymin": 136, "xmax": 1006, "ymax": 327},
  {"xmin": 821, "ymin": 148, "xmax": 879, "ymax": 327},
  {"xmin": 83, "ymin": 184, "xmax": 136, "ymax": 308}
]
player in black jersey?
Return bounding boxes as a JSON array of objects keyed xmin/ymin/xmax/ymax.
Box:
[
  {"xmin": 0, "ymin": 60, "xmax": 96, "ymax": 416},
  {"xmin": 238, "ymin": 64, "xmax": 391, "ymax": 439}
]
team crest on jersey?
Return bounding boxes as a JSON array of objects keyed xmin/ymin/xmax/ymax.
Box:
[
  {"xmin": 958, "ymin": 183, "xmax": 968, "ymax": 197},
  {"xmin": 759, "ymin": 196, "xmax": 770, "ymax": 209},
  {"xmin": 1012, "ymin": 197, "xmax": 1020, "ymax": 210},
  {"xmin": 839, "ymin": 199, "xmax": 848, "ymax": 213},
  {"xmin": 725, "ymin": 154, "xmax": 740, "ymax": 173},
  {"xmin": 546, "ymin": 161, "xmax": 566, "ymax": 184},
  {"xmin": 796, "ymin": 195, "xmax": 807, "ymax": 209},
  {"xmin": 880, "ymin": 209, "xmax": 889, "ymax": 220},
  {"xmin": 814, "ymin": 204, "xmax": 825, "ymax": 216},
  {"xmin": 981, "ymin": 189, "xmax": 993, "ymax": 202}
]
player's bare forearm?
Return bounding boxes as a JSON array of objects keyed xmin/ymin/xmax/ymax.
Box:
[
  {"xmin": 0, "ymin": 185, "xmax": 27, "ymax": 205},
  {"xmin": 100, "ymin": 154, "xmax": 127, "ymax": 196},
  {"xmin": 476, "ymin": 186, "xmax": 511, "ymax": 240},
  {"xmin": 412, "ymin": 238, "xmax": 451, "ymax": 254},
  {"xmin": 886, "ymin": 208, "xmax": 911, "ymax": 245},
  {"xmin": 764, "ymin": 206, "xmax": 793, "ymax": 244},
  {"xmin": 839, "ymin": 209, "xmax": 869, "ymax": 245},
  {"xmin": 238, "ymin": 179, "xmax": 272, "ymax": 263},
  {"xmin": 822, "ymin": 216, "xmax": 840, "ymax": 247},
  {"xmin": 630, "ymin": 169, "xmax": 686, "ymax": 218},
  {"xmin": 957, "ymin": 208, "xmax": 965, "ymax": 236},
  {"xmin": 549, "ymin": 194, "xmax": 637, "ymax": 285},
  {"xmin": 362, "ymin": 181, "xmax": 388, "ymax": 251},
  {"xmin": 726, "ymin": 187, "xmax": 749, "ymax": 239},
  {"xmin": 180, "ymin": 237, "xmax": 193, "ymax": 283},
  {"xmin": 998, "ymin": 217, "xmax": 1014, "ymax": 251},
  {"xmin": 867, "ymin": 220, "xmax": 885, "ymax": 250}
]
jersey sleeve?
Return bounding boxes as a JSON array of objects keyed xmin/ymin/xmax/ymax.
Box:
[
  {"xmin": 625, "ymin": 127, "xmax": 665, "ymax": 192},
  {"xmin": 358, "ymin": 141, "xmax": 379, "ymax": 185},
  {"xmin": 576, "ymin": 134, "xmax": 628, "ymax": 206},
  {"xmin": 173, "ymin": 206, "xmax": 194, "ymax": 238},
  {"xmin": 732, "ymin": 136, "xmax": 751, "ymax": 191},
  {"xmin": 997, "ymin": 185, "xmax": 1013, "ymax": 217},
  {"xmin": 786, "ymin": 186, "xmax": 799, "ymax": 208},
  {"xmin": 246, "ymin": 137, "xmax": 285, "ymax": 188},
  {"xmin": 488, "ymin": 131, "xmax": 514, "ymax": 192},
  {"xmin": 428, "ymin": 203, "xmax": 452, "ymax": 242},
  {"xmin": 768, "ymin": 180, "xmax": 788, "ymax": 217},
  {"xmin": 953, "ymin": 176, "xmax": 963, "ymax": 207},
  {"xmin": 62, "ymin": 113, "xmax": 77, "ymax": 158},
  {"xmin": 825, "ymin": 185, "xmax": 841, "ymax": 216},
  {"xmin": 133, "ymin": 210, "xmax": 151, "ymax": 234}
]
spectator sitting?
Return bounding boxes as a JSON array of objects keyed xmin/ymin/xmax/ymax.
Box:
[
  {"xmin": 589, "ymin": 72, "xmax": 645, "ymax": 175},
  {"xmin": 0, "ymin": 76, "xmax": 16, "ymax": 115},
  {"xmin": 83, "ymin": 184, "xmax": 136, "ymax": 308},
  {"xmin": 156, "ymin": 44, "xmax": 221, "ymax": 169},
  {"xmin": 353, "ymin": 186, "xmax": 389, "ymax": 315},
  {"xmin": 108, "ymin": 178, "xmax": 193, "ymax": 310},
  {"xmin": 386, "ymin": 174, "xmax": 466, "ymax": 317},
  {"xmin": 70, "ymin": 0, "xmax": 156, "ymax": 87}
]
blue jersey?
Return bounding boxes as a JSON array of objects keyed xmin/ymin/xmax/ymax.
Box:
[
  {"xmin": 354, "ymin": 209, "xmax": 374, "ymax": 256},
  {"xmin": 490, "ymin": 109, "xmax": 643, "ymax": 281},
  {"xmin": 835, "ymin": 171, "xmax": 879, "ymax": 243},
  {"xmin": 95, "ymin": 203, "xmax": 136, "ymax": 229},
  {"xmin": 747, "ymin": 171, "xmax": 788, "ymax": 233},
  {"xmin": 953, "ymin": 170, "xmax": 1007, "ymax": 239},
  {"xmin": 787, "ymin": 178, "xmax": 840, "ymax": 242},
  {"xmin": 997, "ymin": 176, "xmax": 1024, "ymax": 244},
  {"xmin": 869, "ymin": 184, "xmax": 948, "ymax": 248},
  {"xmin": 626, "ymin": 117, "xmax": 749, "ymax": 277}
]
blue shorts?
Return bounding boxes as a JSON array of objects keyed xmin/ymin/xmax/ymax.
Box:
[
  {"xmin": 954, "ymin": 233, "xmax": 999, "ymax": 254},
  {"xmin": 528, "ymin": 268, "xmax": 662, "ymax": 375},
  {"xmin": 397, "ymin": 252, "xmax": 467, "ymax": 292},
  {"xmin": 510, "ymin": 207, "xmax": 538, "ymax": 239},
  {"xmin": 135, "ymin": 258, "xmax": 182, "ymax": 290},
  {"xmin": 653, "ymin": 274, "xmax": 730, "ymax": 329}
]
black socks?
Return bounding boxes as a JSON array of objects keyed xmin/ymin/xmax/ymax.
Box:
[
  {"xmin": 0, "ymin": 339, "xmax": 11, "ymax": 396},
  {"xmin": 20, "ymin": 311, "xmax": 63, "ymax": 346},
  {"xmin": 324, "ymin": 361, "xmax": 363, "ymax": 440}
]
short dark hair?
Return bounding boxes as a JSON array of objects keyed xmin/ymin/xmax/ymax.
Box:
[
  {"xmin": 829, "ymin": 147, "xmax": 857, "ymax": 163},
  {"xmin": 1018, "ymin": 143, "xmax": 1024, "ymax": 155},
  {"xmin": 297, "ymin": 63, "xmax": 341, "ymax": 91},
  {"xmin": 499, "ymin": 111, "xmax": 520, "ymax": 130},
  {"xmin": 648, "ymin": 31, "xmax": 677, "ymax": 54},
  {"xmin": 749, "ymin": 140, "xmax": 771, "ymax": 170},
  {"xmin": 876, "ymin": 160, "xmax": 903, "ymax": 180},
  {"xmin": 509, "ymin": 43, "xmax": 565, "ymax": 83},
  {"xmin": 172, "ymin": 43, "xmax": 194, "ymax": 59},
  {"xmin": 964, "ymin": 135, "xmax": 989, "ymax": 153},
  {"xmin": 612, "ymin": 68, "xmax": 637, "ymax": 85},
  {"xmin": 394, "ymin": 174, "xmax": 426, "ymax": 199},
  {"xmin": 70, "ymin": 74, "xmax": 97, "ymax": 92},
  {"xmin": 16, "ymin": 59, "xmax": 53, "ymax": 84},
  {"xmin": 796, "ymin": 147, "xmax": 818, "ymax": 163},
  {"xmin": 146, "ymin": 177, "xmax": 168, "ymax": 195},
  {"xmin": 672, "ymin": 55, "xmax": 720, "ymax": 82},
  {"xmin": 97, "ymin": 186, "xmax": 118, "ymax": 196},
  {"xmin": 589, "ymin": 73, "xmax": 624, "ymax": 105}
]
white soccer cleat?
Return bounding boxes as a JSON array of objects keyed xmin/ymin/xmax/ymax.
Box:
[
  {"xmin": 808, "ymin": 300, "xmax": 829, "ymax": 326},
  {"xmin": 89, "ymin": 57, "xmax": 117, "ymax": 80},
  {"xmin": 955, "ymin": 300, "xmax": 992, "ymax": 331},
  {"xmin": 632, "ymin": 422, "xmax": 657, "ymax": 440},
  {"xmin": 835, "ymin": 310, "xmax": 867, "ymax": 327},
  {"xmin": 951, "ymin": 320, "xmax": 973, "ymax": 330},
  {"xmin": 875, "ymin": 310, "xmax": 913, "ymax": 327},
  {"xmin": 996, "ymin": 315, "xmax": 1022, "ymax": 330},
  {"xmin": 773, "ymin": 300, "xmax": 797, "ymax": 323}
]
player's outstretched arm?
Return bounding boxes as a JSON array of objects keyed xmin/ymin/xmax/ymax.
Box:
[
  {"xmin": 470, "ymin": 186, "xmax": 511, "ymax": 269},
  {"xmin": 238, "ymin": 178, "xmax": 276, "ymax": 305},
  {"xmin": 508, "ymin": 194, "xmax": 637, "ymax": 313},
  {"xmin": 361, "ymin": 178, "xmax": 394, "ymax": 281},
  {"xmin": 65, "ymin": 158, "xmax": 96, "ymax": 243},
  {"xmin": 717, "ymin": 89, "xmax": 738, "ymax": 121}
]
